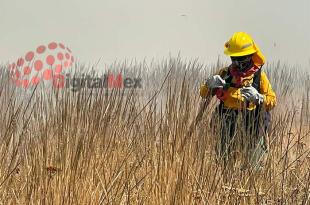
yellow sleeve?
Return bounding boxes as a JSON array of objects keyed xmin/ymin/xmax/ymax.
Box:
[
  {"xmin": 260, "ymin": 71, "xmax": 277, "ymax": 111},
  {"xmin": 199, "ymin": 83, "xmax": 209, "ymax": 98},
  {"xmin": 199, "ymin": 67, "xmax": 229, "ymax": 98}
]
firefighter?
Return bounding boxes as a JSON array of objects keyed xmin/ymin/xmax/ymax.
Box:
[{"xmin": 200, "ymin": 32, "xmax": 276, "ymax": 169}]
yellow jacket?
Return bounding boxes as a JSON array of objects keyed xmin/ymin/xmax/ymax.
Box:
[{"xmin": 200, "ymin": 67, "xmax": 276, "ymax": 111}]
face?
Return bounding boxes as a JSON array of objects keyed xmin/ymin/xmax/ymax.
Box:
[{"xmin": 230, "ymin": 55, "xmax": 253, "ymax": 71}]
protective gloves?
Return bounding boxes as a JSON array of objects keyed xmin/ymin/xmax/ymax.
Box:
[
  {"xmin": 240, "ymin": 86, "xmax": 264, "ymax": 105},
  {"xmin": 205, "ymin": 75, "xmax": 226, "ymax": 89}
]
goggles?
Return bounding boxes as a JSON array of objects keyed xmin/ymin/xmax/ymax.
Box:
[{"xmin": 230, "ymin": 55, "xmax": 253, "ymax": 71}]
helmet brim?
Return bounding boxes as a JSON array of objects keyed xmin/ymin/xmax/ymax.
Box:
[{"xmin": 224, "ymin": 48, "xmax": 257, "ymax": 57}]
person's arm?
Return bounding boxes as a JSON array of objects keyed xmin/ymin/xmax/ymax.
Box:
[
  {"xmin": 199, "ymin": 67, "xmax": 228, "ymax": 98},
  {"xmin": 260, "ymin": 71, "xmax": 277, "ymax": 111}
]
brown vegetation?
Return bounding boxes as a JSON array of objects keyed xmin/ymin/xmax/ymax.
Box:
[{"xmin": 0, "ymin": 57, "xmax": 309, "ymax": 204}]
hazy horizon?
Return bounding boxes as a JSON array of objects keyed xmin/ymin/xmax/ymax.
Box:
[{"xmin": 1, "ymin": 0, "xmax": 310, "ymax": 67}]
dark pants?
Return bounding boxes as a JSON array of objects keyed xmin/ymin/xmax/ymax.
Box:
[{"xmin": 214, "ymin": 104, "xmax": 270, "ymax": 168}]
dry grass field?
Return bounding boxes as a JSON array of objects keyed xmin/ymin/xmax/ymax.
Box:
[{"xmin": 0, "ymin": 57, "xmax": 309, "ymax": 204}]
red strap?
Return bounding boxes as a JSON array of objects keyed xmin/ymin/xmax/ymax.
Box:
[{"xmin": 229, "ymin": 65, "xmax": 260, "ymax": 87}]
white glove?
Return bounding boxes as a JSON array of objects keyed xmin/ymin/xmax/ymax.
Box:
[
  {"xmin": 240, "ymin": 86, "xmax": 264, "ymax": 105},
  {"xmin": 205, "ymin": 75, "xmax": 226, "ymax": 89}
]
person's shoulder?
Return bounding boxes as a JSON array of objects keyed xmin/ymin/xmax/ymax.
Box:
[
  {"xmin": 259, "ymin": 68, "xmax": 267, "ymax": 77},
  {"xmin": 258, "ymin": 68, "xmax": 271, "ymax": 82}
]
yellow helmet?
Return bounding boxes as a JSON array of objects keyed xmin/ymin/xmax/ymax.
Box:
[{"xmin": 224, "ymin": 32, "xmax": 266, "ymax": 66}]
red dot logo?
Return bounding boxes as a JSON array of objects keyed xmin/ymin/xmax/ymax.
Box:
[
  {"xmin": 57, "ymin": 53, "xmax": 64, "ymax": 61},
  {"xmin": 17, "ymin": 58, "xmax": 24, "ymax": 67},
  {"xmin": 34, "ymin": 60, "xmax": 43, "ymax": 71},
  {"xmin": 48, "ymin": 42, "xmax": 57, "ymax": 50},
  {"xmin": 46, "ymin": 55, "xmax": 55, "ymax": 65},
  {"xmin": 25, "ymin": 51, "xmax": 34, "ymax": 62},
  {"xmin": 23, "ymin": 66, "xmax": 31, "ymax": 75},
  {"xmin": 36, "ymin": 45, "xmax": 46, "ymax": 54},
  {"xmin": 59, "ymin": 43, "xmax": 65, "ymax": 49},
  {"xmin": 55, "ymin": 64, "xmax": 62, "ymax": 73},
  {"xmin": 31, "ymin": 76, "xmax": 41, "ymax": 85},
  {"xmin": 8, "ymin": 42, "xmax": 74, "ymax": 89},
  {"xmin": 53, "ymin": 74, "xmax": 65, "ymax": 88},
  {"xmin": 43, "ymin": 69, "xmax": 53, "ymax": 80}
]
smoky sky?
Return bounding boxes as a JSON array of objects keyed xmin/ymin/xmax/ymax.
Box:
[{"xmin": 1, "ymin": 0, "xmax": 310, "ymax": 67}]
